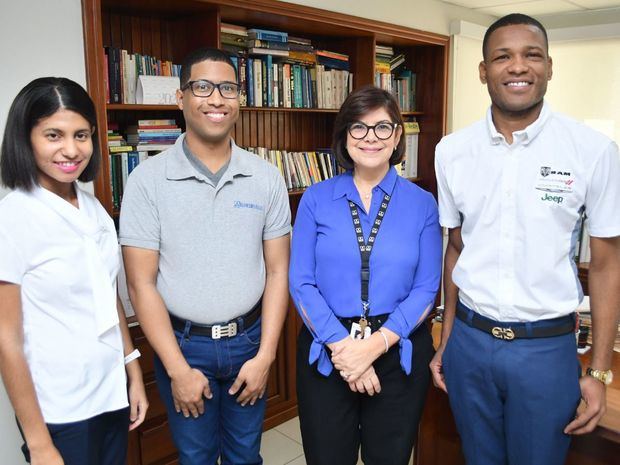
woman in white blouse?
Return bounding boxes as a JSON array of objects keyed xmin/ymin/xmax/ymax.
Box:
[{"xmin": 0, "ymin": 77, "xmax": 148, "ymax": 465}]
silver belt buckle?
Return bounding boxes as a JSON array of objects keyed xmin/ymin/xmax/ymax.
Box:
[{"xmin": 211, "ymin": 322, "xmax": 238, "ymax": 339}]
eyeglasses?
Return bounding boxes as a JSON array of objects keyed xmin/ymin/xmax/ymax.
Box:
[
  {"xmin": 182, "ymin": 79, "xmax": 240, "ymax": 99},
  {"xmin": 348, "ymin": 122, "xmax": 399, "ymax": 140}
]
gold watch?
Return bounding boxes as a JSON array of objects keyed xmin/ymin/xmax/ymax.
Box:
[{"xmin": 586, "ymin": 367, "xmax": 614, "ymax": 386}]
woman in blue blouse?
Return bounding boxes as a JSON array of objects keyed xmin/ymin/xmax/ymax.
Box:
[{"xmin": 290, "ymin": 85, "xmax": 442, "ymax": 465}]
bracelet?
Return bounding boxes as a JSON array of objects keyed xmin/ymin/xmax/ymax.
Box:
[
  {"xmin": 377, "ymin": 328, "xmax": 389, "ymax": 354},
  {"xmin": 124, "ymin": 348, "xmax": 141, "ymax": 365}
]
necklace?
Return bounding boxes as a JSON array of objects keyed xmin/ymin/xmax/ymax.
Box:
[{"xmin": 353, "ymin": 177, "xmax": 375, "ymax": 201}]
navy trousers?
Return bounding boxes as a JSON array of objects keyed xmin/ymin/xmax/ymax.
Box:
[
  {"xmin": 443, "ymin": 309, "xmax": 582, "ymax": 465},
  {"xmin": 21, "ymin": 407, "xmax": 129, "ymax": 465}
]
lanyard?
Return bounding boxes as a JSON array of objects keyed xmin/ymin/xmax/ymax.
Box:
[{"xmin": 347, "ymin": 192, "xmax": 392, "ymax": 331}]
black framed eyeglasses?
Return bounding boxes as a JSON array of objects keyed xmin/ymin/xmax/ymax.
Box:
[
  {"xmin": 348, "ymin": 121, "xmax": 399, "ymax": 140},
  {"xmin": 182, "ymin": 79, "xmax": 240, "ymax": 99}
]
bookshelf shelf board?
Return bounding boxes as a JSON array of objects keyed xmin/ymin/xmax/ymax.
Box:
[
  {"xmin": 288, "ymin": 188, "xmax": 307, "ymax": 196},
  {"xmin": 107, "ymin": 104, "xmax": 181, "ymax": 111},
  {"xmin": 401, "ymin": 111, "xmax": 423, "ymax": 116},
  {"xmin": 241, "ymin": 107, "xmax": 339, "ymax": 114},
  {"xmin": 107, "ymin": 103, "xmax": 340, "ymax": 113}
]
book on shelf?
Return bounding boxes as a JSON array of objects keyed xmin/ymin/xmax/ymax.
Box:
[
  {"xmin": 375, "ymin": 44, "xmax": 416, "ymax": 111},
  {"xmin": 107, "ymin": 118, "xmax": 181, "ymax": 209},
  {"xmin": 221, "ymin": 22, "xmax": 248, "ymax": 36},
  {"xmin": 222, "ymin": 23, "xmax": 353, "ymax": 109},
  {"xmin": 109, "ymin": 150, "xmax": 149, "ymax": 210},
  {"xmin": 401, "ymin": 121, "xmax": 420, "ymax": 179},
  {"xmin": 246, "ymin": 39, "xmax": 290, "ymax": 51},
  {"xmin": 246, "ymin": 146, "xmax": 341, "ymax": 190},
  {"xmin": 247, "ymin": 28, "xmax": 288, "ymax": 43},
  {"xmin": 103, "ymin": 47, "xmax": 181, "ymax": 105},
  {"xmin": 126, "ymin": 120, "xmax": 182, "ymax": 148}
]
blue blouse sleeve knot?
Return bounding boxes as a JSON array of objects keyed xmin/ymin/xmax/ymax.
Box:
[
  {"xmin": 399, "ymin": 337, "xmax": 414, "ymax": 375},
  {"xmin": 309, "ymin": 339, "xmax": 334, "ymax": 376}
]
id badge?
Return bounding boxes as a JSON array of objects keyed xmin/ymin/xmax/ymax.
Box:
[{"xmin": 350, "ymin": 322, "xmax": 371, "ymax": 340}]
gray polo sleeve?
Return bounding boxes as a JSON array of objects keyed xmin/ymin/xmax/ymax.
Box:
[
  {"xmin": 119, "ymin": 165, "xmax": 161, "ymax": 250},
  {"xmin": 263, "ymin": 167, "xmax": 292, "ymax": 240}
]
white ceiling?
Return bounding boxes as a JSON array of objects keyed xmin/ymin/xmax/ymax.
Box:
[{"xmin": 441, "ymin": 0, "xmax": 620, "ymax": 17}]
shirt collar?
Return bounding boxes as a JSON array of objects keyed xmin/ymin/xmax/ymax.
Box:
[
  {"xmin": 486, "ymin": 100, "xmax": 552, "ymax": 146},
  {"xmin": 166, "ymin": 134, "xmax": 253, "ymax": 181},
  {"xmin": 332, "ymin": 167, "xmax": 398, "ymax": 201}
]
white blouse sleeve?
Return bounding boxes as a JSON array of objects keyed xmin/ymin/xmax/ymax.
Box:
[{"xmin": 0, "ymin": 225, "xmax": 27, "ymax": 284}]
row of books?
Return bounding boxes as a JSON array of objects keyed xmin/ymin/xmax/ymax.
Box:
[
  {"xmin": 232, "ymin": 56, "xmax": 352, "ymax": 109},
  {"xmin": 104, "ymin": 47, "xmax": 181, "ymax": 104},
  {"xmin": 247, "ymin": 121, "xmax": 419, "ymax": 190},
  {"xmin": 107, "ymin": 119, "xmax": 181, "ymax": 208},
  {"xmin": 109, "ymin": 151, "xmax": 149, "ymax": 209},
  {"xmin": 108, "ymin": 119, "xmax": 181, "ymax": 153},
  {"xmin": 223, "ymin": 23, "xmax": 353, "ymax": 109},
  {"xmin": 125, "ymin": 118, "xmax": 182, "ymax": 151},
  {"xmin": 246, "ymin": 147, "xmax": 341, "ymax": 190},
  {"xmin": 375, "ymin": 45, "xmax": 417, "ymax": 111}
]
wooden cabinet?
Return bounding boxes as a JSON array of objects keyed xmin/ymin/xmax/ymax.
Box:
[{"xmin": 81, "ymin": 0, "xmax": 448, "ymax": 462}]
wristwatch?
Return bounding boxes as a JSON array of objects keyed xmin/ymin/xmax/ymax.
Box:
[{"xmin": 586, "ymin": 367, "xmax": 614, "ymax": 386}]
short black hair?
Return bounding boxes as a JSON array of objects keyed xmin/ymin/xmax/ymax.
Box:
[
  {"xmin": 180, "ymin": 47, "xmax": 237, "ymax": 88},
  {"xmin": 483, "ymin": 13, "xmax": 549, "ymax": 60},
  {"xmin": 332, "ymin": 85, "xmax": 406, "ymax": 171},
  {"xmin": 1, "ymin": 77, "xmax": 100, "ymax": 191}
]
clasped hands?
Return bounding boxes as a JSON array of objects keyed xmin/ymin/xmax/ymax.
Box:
[{"xmin": 329, "ymin": 333, "xmax": 387, "ymax": 396}]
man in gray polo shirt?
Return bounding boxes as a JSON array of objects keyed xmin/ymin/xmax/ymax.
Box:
[{"xmin": 120, "ymin": 48, "xmax": 291, "ymax": 465}]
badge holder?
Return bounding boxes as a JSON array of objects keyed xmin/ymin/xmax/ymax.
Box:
[{"xmin": 350, "ymin": 320, "xmax": 372, "ymax": 340}]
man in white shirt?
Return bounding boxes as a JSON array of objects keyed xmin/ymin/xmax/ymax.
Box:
[{"xmin": 430, "ymin": 13, "xmax": 620, "ymax": 465}]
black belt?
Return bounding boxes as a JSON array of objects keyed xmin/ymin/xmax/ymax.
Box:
[
  {"xmin": 338, "ymin": 313, "xmax": 389, "ymax": 333},
  {"xmin": 456, "ymin": 302, "xmax": 575, "ymax": 340},
  {"xmin": 169, "ymin": 299, "xmax": 262, "ymax": 339}
]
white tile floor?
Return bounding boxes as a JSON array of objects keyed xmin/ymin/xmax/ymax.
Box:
[{"xmin": 260, "ymin": 416, "xmax": 413, "ymax": 465}]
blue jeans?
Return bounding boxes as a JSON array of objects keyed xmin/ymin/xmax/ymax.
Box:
[
  {"xmin": 154, "ymin": 318, "xmax": 266, "ymax": 465},
  {"xmin": 443, "ymin": 309, "xmax": 581, "ymax": 465}
]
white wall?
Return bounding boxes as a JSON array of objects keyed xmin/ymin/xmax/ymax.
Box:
[
  {"xmin": 448, "ymin": 22, "xmax": 620, "ymax": 143},
  {"xmin": 546, "ymin": 38, "xmax": 620, "ymax": 143},
  {"xmin": 0, "ymin": 0, "xmax": 86, "ymax": 200},
  {"xmin": 0, "ymin": 0, "xmax": 86, "ymax": 462},
  {"xmin": 288, "ymin": 0, "xmax": 495, "ymax": 35},
  {"xmin": 448, "ymin": 34, "xmax": 488, "ymax": 132}
]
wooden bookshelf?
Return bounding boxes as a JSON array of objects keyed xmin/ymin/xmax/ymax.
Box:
[{"xmin": 81, "ymin": 1, "xmax": 448, "ymax": 463}]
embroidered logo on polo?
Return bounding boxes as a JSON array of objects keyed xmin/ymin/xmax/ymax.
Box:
[
  {"xmin": 535, "ymin": 165, "xmax": 575, "ymax": 195},
  {"xmin": 540, "ymin": 193, "xmax": 564, "ymax": 204},
  {"xmin": 233, "ymin": 200, "xmax": 264, "ymax": 211}
]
